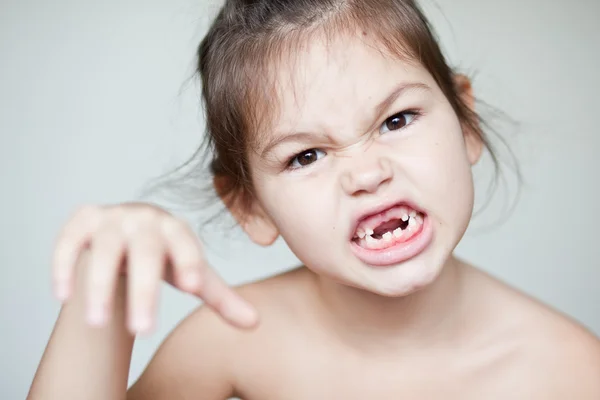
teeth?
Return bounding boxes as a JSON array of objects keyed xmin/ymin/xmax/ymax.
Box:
[
  {"xmin": 382, "ymin": 232, "xmax": 393, "ymax": 242},
  {"xmin": 355, "ymin": 209, "xmax": 424, "ymax": 240},
  {"xmin": 408, "ymin": 219, "xmax": 417, "ymax": 231},
  {"xmin": 365, "ymin": 235, "xmax": 377, "ymax": 245},
  {"xmin": 393, "ymin": 227, "xmax": 403, "ymax": 237},
  {"xmin": 407, "ymin": 217, "xmax": 418, "ymax": 232}
]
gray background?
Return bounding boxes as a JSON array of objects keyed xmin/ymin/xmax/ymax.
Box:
[{"xmin": 1, "ymin": 0, "xmax": 598, "ymax": 398}]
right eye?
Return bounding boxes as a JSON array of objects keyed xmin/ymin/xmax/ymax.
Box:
[{"xmin": 288, "ymin": 149, "xmax": 326, "ymax": 169}]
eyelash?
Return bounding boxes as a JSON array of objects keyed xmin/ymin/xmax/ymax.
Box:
[{"xmin": 285, "ymin": 109, "xmax": 421, "ymax": 170}]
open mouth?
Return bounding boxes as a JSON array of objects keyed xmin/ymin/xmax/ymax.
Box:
[
  {"xmin": 352, "ymin": 204, "xmax": 425, "ymax": 250},
  {"xmin": 350, "ymin": 202, "xmax": 432, "ymax": 266}
]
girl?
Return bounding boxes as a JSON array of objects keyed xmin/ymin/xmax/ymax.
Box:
[{"xmin": 28, "ymin": 0, "xmax": 600, "ymax": 399}]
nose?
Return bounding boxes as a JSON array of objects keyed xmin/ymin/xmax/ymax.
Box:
[{"xmin": 340, "ymin": 155, "xmax": 393, "ymax": 196}]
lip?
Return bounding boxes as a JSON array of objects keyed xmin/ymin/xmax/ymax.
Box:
[
  {"xmin": 350, "ymin": 215, "xmax": 433, "ymax": 267},
  {"xmin": 348, "ymin": 199, "xmax": 427, "ymax": 240}
]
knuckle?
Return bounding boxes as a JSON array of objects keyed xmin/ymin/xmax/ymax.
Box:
[
  {"xmin": 121, "ymin": 210, "xmax": 163, "ymax": 236},
  {"xmin": 134, "ymin": 206, "xmax": 161, "ymax": 222},
  {"xmin": 93, "ymin": 228, "xmax": 124, "ymax": 248},
  {"xmin": 134, "ymin": 233, "xmax": 163, "ymax": 252},
  {"xmin": 59, "ymin": 205, "xmax": 102, "ymax": 240},
  {"xmin": 161, "ymin": 217, "xmax": 187, "ymax": 234}
]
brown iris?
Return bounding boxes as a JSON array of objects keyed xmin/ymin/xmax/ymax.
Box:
[
  {"xmin": 385, "ymin": 113, "xmax": 408, "ymax": 131},
  {"xmin": 296, "ymin": 150, "xmax": 319, "ymax": 166}
]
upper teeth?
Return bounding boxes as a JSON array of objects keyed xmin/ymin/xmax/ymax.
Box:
[{"xmin": 354, "ymin": 213, "xmax": 423, "ymax": 240}]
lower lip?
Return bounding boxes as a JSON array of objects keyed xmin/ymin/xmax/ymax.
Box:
[{"xmin": 349, "ymin": 216, "xmax": 433, "ymax": 267}]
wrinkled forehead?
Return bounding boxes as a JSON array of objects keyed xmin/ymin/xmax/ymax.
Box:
[{"xmin": 248, "ymin": 30, "xmax": 428, "ymax": 154}]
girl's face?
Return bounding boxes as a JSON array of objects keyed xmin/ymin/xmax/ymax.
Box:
[{"xmin": 241, "ymin": 34, "xmax": 482, "ymax": 296}]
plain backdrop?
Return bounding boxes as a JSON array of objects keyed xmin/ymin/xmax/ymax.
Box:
[{"xmin": 1, "ymin": 0, "xmax": 599, "ymax": 398}]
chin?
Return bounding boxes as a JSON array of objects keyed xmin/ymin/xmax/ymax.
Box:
[{"xmin": 359, "ymin": 257, "xmax": 444, "ymax": 297}]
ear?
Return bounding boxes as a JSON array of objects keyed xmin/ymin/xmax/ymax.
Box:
[
  {"xmin": 453, "ymin": 74, "xmax": 483, "ymax": 166},
  {"xmin": 213, "ymin": 176, "xmax": 279, "ymax": 246}
]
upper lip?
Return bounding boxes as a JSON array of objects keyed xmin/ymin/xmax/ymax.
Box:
[{"xmin": 349, "ymin": 198, "xmax": 426, "ymax": 240}]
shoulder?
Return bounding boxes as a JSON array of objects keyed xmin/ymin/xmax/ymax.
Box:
[
  {"xmin": 465, "ymin": 265, "xmax": 600, "ymax": 398},
  {"xmin": 126, "ymin": 302, "xmax": 244, "ymax": 399},
  {"xmin": 127, "ymin": 266, "xmax": 310, "ymax": 399},
  {"xmin": 522, "ymin": 314, "xmax": 600, "ymax": 398}
]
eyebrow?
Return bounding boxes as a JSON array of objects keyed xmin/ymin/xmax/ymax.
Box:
[{"xmin": 260, "ymin": 82, "xmax": 432, "ymax": 158}]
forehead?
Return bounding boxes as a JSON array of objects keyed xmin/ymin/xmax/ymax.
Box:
[{"xmin": 259, "ymin": 33, "xmax": 435, "ymax": 140}]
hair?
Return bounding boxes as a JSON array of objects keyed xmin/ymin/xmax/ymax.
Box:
[{"xmin": 141, "ymin": 0, "xmax": 520, "ymax": 230}]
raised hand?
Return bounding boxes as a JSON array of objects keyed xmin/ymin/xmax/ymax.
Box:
[{"xmin": 52, "ymin": 203, "xmax": 258, "ymax": 334}]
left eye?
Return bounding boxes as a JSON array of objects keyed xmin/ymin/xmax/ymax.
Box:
[
  {"xmin": 288, "ymin": 148, "xmax": 326, "ymax": 169},
  {"xmin": 380, "ymin": 111, "xmax": 418, "ymax": 134}
]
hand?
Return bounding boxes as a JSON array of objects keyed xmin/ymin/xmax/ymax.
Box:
[{"xmin": 52, "ymin": 203, "xmax": 258, "ymax": 334}]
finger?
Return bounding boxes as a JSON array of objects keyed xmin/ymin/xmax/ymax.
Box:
[
  {"xmin": 126, "ymin": 231, "xmax": 165, "ymax": 335},
  {"xmin": 52, "ymin": 205, "xmax": 101, "ymax": 302},
  {"xmin": 160, "ymin": 218, "xmax": 204, "ymax": 292},
  {"xmin": 161, "ymin": 218, "xmax": 258, "ymax": 328},
  {"xmin": 85, "ymin": 226, "xmax": 126, "ymax": 326},
  {"xmin": 195, "ymin": 266, "xmax": 259, "ymax": 329}
]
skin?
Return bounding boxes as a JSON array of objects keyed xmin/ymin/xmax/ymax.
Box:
[{"xmin": 28, "ymin": 32, "xmax": 600, "ymax": 400}]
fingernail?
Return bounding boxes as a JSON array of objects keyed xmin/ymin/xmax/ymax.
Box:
[{"xmin": 228, "ymin": 299, "xmax": 258, "ymax": 327}]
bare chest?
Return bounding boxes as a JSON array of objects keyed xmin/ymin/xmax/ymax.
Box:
[{"xmin": 233, "ymin": 347, "xmax": 539, "ymax": 400}]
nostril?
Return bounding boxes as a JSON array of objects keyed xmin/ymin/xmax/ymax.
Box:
[{"xmin": 351, "ymin": 188, "xmax": 370, "ymax": 198}]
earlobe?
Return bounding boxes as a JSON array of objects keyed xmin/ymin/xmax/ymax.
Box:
[
  {"xmin": 241, "ymin": 203, "xmax": 280, "ymax": 246},
  {"xmin": 213, "ymin": 176, "xmax": 279, "ymax": 246},
  {"xmin": 453, "ymin": 73, "xmax": 484, "ymax": 165},
  {"xmin": 464, "ymin": 128, "xmax": 484, "ymax": 166}
]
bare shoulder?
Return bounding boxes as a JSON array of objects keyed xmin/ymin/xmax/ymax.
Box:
[
  {"xmin": 127, "ymin": 302, "xmax": 243, "ymax": 399},
  {"xmin": 519, "ymin": 303, "xmax": 600, "ymax": 398},
  {"xmin": 464, "ymin": 264, "xmax": 600, "ymax": 398},
  {"xmin": 127, "ymin": 267, "xmax": 309, "ymax": 400}
]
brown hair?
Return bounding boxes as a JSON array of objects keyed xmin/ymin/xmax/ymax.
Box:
[{"xmin": 143, "ymin": 0, "xmax": 518, "ymax": 228}]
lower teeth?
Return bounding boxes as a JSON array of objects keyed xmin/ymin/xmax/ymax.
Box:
[{"xmin": 356, "ymin": 214, "xmax": 423, "ymax": 249}]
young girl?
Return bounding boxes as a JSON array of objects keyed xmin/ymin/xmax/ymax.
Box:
[{"xmin": 28, "ymin": 0, "xmax": 600, "ymax": 399}]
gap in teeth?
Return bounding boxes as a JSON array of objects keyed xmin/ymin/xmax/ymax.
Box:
[{"xmin": 355, "ymin": 211, "xmax": 424, "ymax": 241}]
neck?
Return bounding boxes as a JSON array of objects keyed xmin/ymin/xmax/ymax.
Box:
[{"xmin": 312, "ymin": 256, "xmax": 467, "ymax": 354}]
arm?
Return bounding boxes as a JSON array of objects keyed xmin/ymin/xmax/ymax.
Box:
[
  {"xmin": 27, "ymin": 203, "xmax": 257, "ymax": 400},
  {"xmin": 28, "ymin": 280, "xmax": 239, "ymax": 400},
  {"xmin": 27, "ymin": 254, "xmax": 134, "ymax": 400}
]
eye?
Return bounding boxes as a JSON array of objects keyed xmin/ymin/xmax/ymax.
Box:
[
  {"xmin": 288, "ymin": 148, "xmax": 326, "ymax": 169},
  {"xmin": 380, "ymin": 111, "xmax": 418, "ymax": 134}
]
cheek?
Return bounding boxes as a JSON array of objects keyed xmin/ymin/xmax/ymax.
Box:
[
  {"xmin": 408, "ymin": 119, "xmax": 475, "ymax": 221},
  {"xmin": 259, "ymin": 176, "xmax": 337, "ymax": 241}
]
